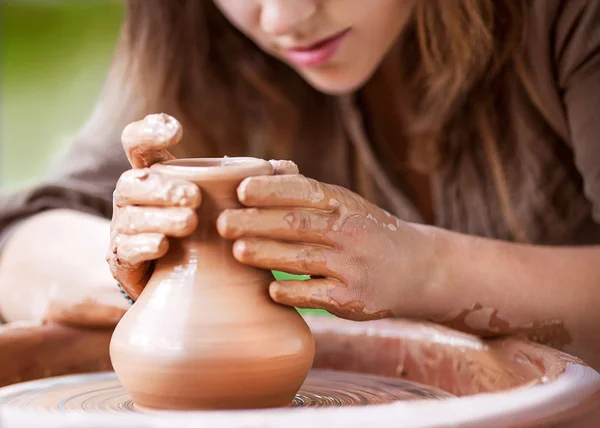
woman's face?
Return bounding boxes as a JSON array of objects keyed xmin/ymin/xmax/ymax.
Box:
[{"xmin": 213, "ymin": 0, "xmax": 415, "ymax": 95}]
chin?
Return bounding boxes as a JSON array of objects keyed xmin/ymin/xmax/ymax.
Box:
[{"xmin": 298, "ymin": 67, "xmax": 374, "ymax": 96}]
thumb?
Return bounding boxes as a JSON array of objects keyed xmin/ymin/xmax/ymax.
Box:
[{"xmin": 121, "ymin": 113, "xmax": 181, "ymax": 169}]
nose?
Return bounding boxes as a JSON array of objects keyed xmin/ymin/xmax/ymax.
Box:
[{"xmin": 260, "ymin": 0, "xmax": 318, "ymax": 36}]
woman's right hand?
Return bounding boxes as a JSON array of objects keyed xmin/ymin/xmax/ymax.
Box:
[{"xmin": 106, "ymin": 113, "xmax": 201, "ymax": 301}]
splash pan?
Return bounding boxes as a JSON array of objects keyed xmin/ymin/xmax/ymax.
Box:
[{"xmin": 0, "ymin": 316, "xmax": 598, "ymax": 427}]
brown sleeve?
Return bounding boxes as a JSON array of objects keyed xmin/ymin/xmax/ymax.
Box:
[
  {"xmin": 0, "ymin": 130, "xmax": 130, "ymax": 233},
  {"xmin": 555, "ymin": 0, "xmax": 600, "ymax": 221}
]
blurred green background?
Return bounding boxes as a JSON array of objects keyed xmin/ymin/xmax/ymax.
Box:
[{"xmin": 1, "ymin": 0, "xmax": 124, "ymax": 188}]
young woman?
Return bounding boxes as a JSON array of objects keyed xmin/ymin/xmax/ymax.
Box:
[{"xmin": 1, "ymin": 0, "xmax": 599, "ymax": 369}]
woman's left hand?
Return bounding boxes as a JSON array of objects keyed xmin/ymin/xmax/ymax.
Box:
[{"xmin": 217, "ymin": 167, "xmax": 438, "ymax": 321}]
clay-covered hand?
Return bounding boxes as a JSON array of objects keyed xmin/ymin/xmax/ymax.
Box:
[
  {"xmin": 106, "ymin": 113, "xmax": 198, "ymax": 301},
  {"xmin": 106, "ymin": 113, "xmax": 298, "ymax": 301},
  {"xmin": 217, "ymin": 174, "xmax": 436, "ymax": 321}
]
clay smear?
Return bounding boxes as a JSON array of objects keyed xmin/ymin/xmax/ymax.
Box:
[{"xmin": 434, "ymin": 303, "xmax": 572, "ymax": 349}]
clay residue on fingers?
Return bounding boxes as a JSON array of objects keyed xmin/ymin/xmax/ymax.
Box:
[
  {"xmin": 237, "ymin": 175, "xmax": 336, "ymax": 209},
  {"xmin": 434, "ymin": 303, "xmax": 572, "ymax": 349},
  {"xmin": 115, "ymin": 233, "xmax": 169, "ymax": 266},
  {"xmin": 116, "ymin": 206, "xmax": 198, "ymax": 237},
  {"xmin": 115, "ymin": 169, "xmax": 201, "ymax": 208},
  {"xmin": 268, "ymin": 159, "xmax": 299, "ymax": 175},
  {"xmin": 270, "ymin": 279, "xmax": 393, "ymax": 321},
  {"xmin": 233, "ymin": 238, "xmax": 338, "ymax": 279},
  {"xmin": 121, "ymin": 113, "xmax": 181, "ymax": 168},
  {"xmin": 281, "ymin": 210, "xmax": 337, "ymax": 245},
  {"xmin": 328, "ymin": 301, "xmax": 394, "ymax": 321},
  {"xmin": 142, "ymin": 113, "xmax": 181, "ymax": 144},
  {"xmin": 217, "ymin": 208, "xmax": 336, "ymax": 246},
  {"xmin": 322, "ymin": 187, "xmax": 401, "ymax": 234}
]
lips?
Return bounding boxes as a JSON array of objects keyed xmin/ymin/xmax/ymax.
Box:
[{"xmin": 283, "ymin": 29, "xmax": 350, "ymax": 67}]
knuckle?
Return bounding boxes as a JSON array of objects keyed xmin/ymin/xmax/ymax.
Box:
[
  {"xmin": 286, "ymin": 211, "xmax": 312, "ymax": 233},
  {"xmin": 295, "ymin": 259, "xmax": 311, "ymax": 272}
]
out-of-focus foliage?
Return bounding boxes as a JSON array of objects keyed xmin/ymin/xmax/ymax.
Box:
[{"xmin": 1, "ymin": 0, "xmax": 124, "ymax": 187}]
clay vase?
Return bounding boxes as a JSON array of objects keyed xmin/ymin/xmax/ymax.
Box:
[{"xmin": 109, "ymin": 157, "xmax": 315, "ymax": 410}]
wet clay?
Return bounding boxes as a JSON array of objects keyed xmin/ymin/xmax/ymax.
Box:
[
  {"xmin": 0, "ymin": 370, "xmax": 452, "ymax": 414},
  {"xmin": 433, "ymin": 303, "xmax": 572, "ymax": 349},
  {"xmin": 109, "ymin": 157, "xmax": 315, "ymax": 410},
  {"xmin": 1, "ymin": 316, "xmax": 599, "ymax": 427},
  {"xmin": 306, "ymin": 316, "xmax": 582, "ymax": 396}
]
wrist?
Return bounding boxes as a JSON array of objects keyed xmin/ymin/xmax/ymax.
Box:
[{"xmin": 404, "ymin": 223, "xmax": 455, "ymax": 319}]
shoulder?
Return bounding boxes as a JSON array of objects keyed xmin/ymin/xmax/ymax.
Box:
[
  {"xmin": 527, "ymin": 0, "xmax": 599, "ymax": 66},
  {"xmin": 527, "ymin": 1, "xmax": 600, "ymax": 225},
  {"xmin": 527, "ymin": 0, "xmax": 598, "ymax": 27},
  {"xmin": 519, "ymin": 0, "xmax": 599, "ymax": 142}
]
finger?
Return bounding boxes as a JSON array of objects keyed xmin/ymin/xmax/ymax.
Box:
[
  {"xmin": 115, "ymin": 233, "xmax": 169, "ymax": 266},
  {"xmin": 270, "ymin": 279, "xmax": 391, "ymax": 321},
  {"xmin": 115, "ymin": 168, "xmax": 201, "ymax": 208},
  {"xmin": 106, "ymin": 253, "xmax": 150, "ymax": 302},
  {"xmin": 268, "ymin": 159, "xmax": 299, "ymax": 175},
  {"xmin": 121, "ymin": 113, "xmax": 181, "ymax": 168},
  {"xmin": 217, "ymin": 208, "xmax": 337, "ymax": 246},
  {"xmin": 115, "ymin": 206, "xmax": 197, "ymax": 237},
  {"xmin": 232, "ymin": 238, "xmax": 340, "ymax": 279},
  {"xmin": 237, "ymin": 174, "xmax": 341, "ymax": 211},
  {"xmin": 269, "ymin": 278, "xmax": 345, "ymax": 312}
]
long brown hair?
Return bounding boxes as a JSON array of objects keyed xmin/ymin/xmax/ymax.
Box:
[{"xmin": 101, "ymin": 0, "xmax": 528, "ymax": 237}]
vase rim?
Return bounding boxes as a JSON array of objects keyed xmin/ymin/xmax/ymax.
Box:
[{"xmin": 151, "ymin": 157, "xmax": 274, "ymax": 182}]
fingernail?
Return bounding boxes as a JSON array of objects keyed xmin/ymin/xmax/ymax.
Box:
[
  {"xmin": 236, "ymin": 177, "xmax": 253, "ymax": 204},
  {"xmin": 216, "ymin": 210, "xmax": 242, "ymax": 237},
  {"xmin": 269, "ymin": 282, "xmax": 287, "ymax": 301},
  {"xmin": 232, "ymin": 239, "xmax": 254, "ymax": 261}
]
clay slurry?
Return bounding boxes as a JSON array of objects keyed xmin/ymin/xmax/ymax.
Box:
[{"xmin": 0, "ymin": 370, "xmax": 454, "ymax": 413}]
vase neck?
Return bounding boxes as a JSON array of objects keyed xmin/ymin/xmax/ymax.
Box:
[{"xmin": 196, "ymin": 180, "xmax": 240, "ymax": 226}]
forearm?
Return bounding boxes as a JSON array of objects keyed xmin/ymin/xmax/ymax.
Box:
[
  {"xmin": 0, "ymin": 209, "xmax": 124, "ymax": 324},
  {"xmin": 427, "ymin": 227, "xmax": 600, "ymax": 367}
]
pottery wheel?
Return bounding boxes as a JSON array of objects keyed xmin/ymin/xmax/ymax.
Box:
[{"xmin": 0, "ymin": 369, "xmax": 453, "ymax": 413}]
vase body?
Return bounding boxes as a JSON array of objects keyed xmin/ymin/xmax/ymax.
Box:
[{"xmin": 109, "ymin": 158, "xmax": 315, "ymax": 410}]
